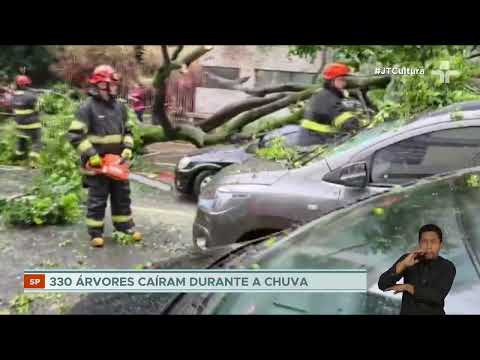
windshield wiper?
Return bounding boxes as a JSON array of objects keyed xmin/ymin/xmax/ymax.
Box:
[{"xmin": 272, "ymin": 301, "xmax": 309, "ymax": 314}]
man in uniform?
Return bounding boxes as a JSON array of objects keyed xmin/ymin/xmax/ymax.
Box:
[
  {"xmin": 11, "ymin": 75, "xmax": 42, "ymax": 162},
  {"xmin": 67, "ymin": 65, "xmax": 142, "ymax": 248},
  {"xmin": 301, "ymin": 62, "xmax": 371, "ymax": 138}
]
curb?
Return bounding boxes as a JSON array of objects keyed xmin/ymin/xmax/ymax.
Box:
[{"xmin": 129, "ymin": 173, "xmax": 172, "ymax": 192}]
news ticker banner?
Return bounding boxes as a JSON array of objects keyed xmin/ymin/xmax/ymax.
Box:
[{"xmin": 24, "ymin": 269, "xmax": 367, "ymax": 293}]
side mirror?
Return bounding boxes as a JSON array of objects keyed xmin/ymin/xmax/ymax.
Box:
[{"xmin": 339, "ymin": 162, "xmax": 368, "ymax": 188}]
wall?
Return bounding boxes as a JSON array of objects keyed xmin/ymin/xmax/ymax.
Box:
[{"xmin": 196, "ymin": 46, "xmax": 325, "ymax": 115}]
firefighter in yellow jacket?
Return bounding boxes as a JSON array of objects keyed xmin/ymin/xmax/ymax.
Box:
[
  {"xmin": 301, "ymin": 63, "xmax": 371, "ymax": 137},
  {"xmin": 67, "ymin": 65, "xmax": 142, "ymax": 248}
]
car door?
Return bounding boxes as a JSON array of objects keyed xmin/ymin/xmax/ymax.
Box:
[{"xmin": 341, "ymin": 125, "xmax": 480, "ymax": 206}]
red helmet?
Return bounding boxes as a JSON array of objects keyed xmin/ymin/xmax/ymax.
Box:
[
  {"xmin": 89, "ymin": 65, "xmax": 120, "ymax": 85},
  {"xmin": 16, "ymin": 75, "xmax": 32, "ymax": 87},
  {"xmin": 323, "ymin": 63, "xmax": 350, "ymax": 81}
]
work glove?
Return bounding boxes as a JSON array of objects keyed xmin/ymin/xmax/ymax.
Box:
[
  {"xmin": 88, "ymin": 154, "xmax": 102, "ymax": 168},
  {"xmin": 121, "ymin": 148, "xmax": 133, "ymax": 161},
  {"xmin": 341, "ymin": 118, "xmax": 362, "ymax": 133}
]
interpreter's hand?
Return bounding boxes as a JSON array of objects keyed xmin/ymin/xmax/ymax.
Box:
[
  {"xmin": 386, "ymin": 284, "xmax": 415, "ymax": 295},
  {"xmin": 396, "ymin": 249, "xmax": 425, "ymax": 274},
  {"xmin": 403, "ymin": 250, "xmax": 426, "ymax": 268}
]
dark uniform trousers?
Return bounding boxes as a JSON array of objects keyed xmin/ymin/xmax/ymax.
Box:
[
  {"xmin": 11, "ymin": 90, "xmax": 42, "ymax": 159},
  {"xmin": 16, "ymin": 127, "xmax": 42, "ymax": 159},
  {"xmin": 84, "ymin": 175, "xmax": 134, "ymax": 238}
]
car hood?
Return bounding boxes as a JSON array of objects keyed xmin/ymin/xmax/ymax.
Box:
[
  {"xmin": 203, "ymin": 157, "xmax": 289, "ymax": 191},
  {"xmin": 187, "ymin": 144, "xmax": 252, "ymax": 164}
]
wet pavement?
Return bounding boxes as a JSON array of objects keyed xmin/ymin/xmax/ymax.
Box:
[{"xmin": 0, "ymin": 164, "xmax": 205, "ymax": 315}]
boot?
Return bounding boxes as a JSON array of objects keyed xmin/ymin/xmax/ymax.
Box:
[
  {"xmin": 90, "ymin": 237, "xmax": 105, "ymax": 248},
  {"xmin": 28, "ymin": 152, "xmax": 40, "ymax": 169},
  {"xmin": 123, "ymin": 229, "xmax": 143, "ymax": 242}
]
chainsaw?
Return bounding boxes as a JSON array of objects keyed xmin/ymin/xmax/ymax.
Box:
[{"xmin": 85, "ymin": 154, "xmax": 130, "ymax": 181}]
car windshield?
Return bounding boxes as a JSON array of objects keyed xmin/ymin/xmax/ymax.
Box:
[
  {"xmin": 300, "ymin": 118, "xmax": 409, "ymax": 166},
  {"xmin": 207, "ymin": 169, "xmax": 480, "ymax": 315}
]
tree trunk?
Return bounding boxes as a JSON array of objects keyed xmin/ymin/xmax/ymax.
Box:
[
  {"xmin": 138, "ymin": 126, "xmax": 167, "ymax": 145},
  {"xmin": 239, "ymin": 105, "xmax": 305, "ymax": 138},
  {"xmin": 219, "ymin": 85, "xmax": 320, "ymax": 132},
  {"xmin": 151, "ymin": 45, "xmax": 214, "ymax": 135}
]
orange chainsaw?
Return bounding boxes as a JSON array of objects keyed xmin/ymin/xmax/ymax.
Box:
[{"xmin": 85, "ymin": 154, "xmax": 130, "ymax": 181}]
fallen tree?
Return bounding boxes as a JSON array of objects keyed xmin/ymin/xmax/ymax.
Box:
[{"xmin": 147, "ymin": 46, "xmax": 392, "ymax": 148}]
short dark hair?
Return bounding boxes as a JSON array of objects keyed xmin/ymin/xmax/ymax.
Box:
[{"xmin": 419, "ymin": 224, "xmax": 443, "ymax": 242}]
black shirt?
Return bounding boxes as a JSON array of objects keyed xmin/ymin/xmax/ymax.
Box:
[{"xmin": 378, "ymin": 254, "xmax": 456, "ymax": 315}]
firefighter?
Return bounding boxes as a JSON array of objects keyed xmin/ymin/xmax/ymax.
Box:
[
  {"xmin": 67, "ymin": 65, "xmax": 142, "ymax": 248},
  {"xmin": 11, "ymin": 75, "xmax": 42, "ymax": 162},
  {"xmin": 301, "ymin": 62, "xmax": 371, "ymax": 138}
]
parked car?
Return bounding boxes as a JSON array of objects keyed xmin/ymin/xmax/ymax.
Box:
[
  {"xmin": 174, "ymin": 124, "xmax": 332, "ymax": 199},
  {"xmin": 165, "ymin": 166, "xmax": 480, "ymax": 314},
  {"xmin": 194, "ymin": 101, "xmax": 480, "ymax": 248}
]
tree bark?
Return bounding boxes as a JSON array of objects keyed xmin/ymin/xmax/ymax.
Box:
[
  {"xmin": 151, "ymin": 45, "xmax": 214, "ymax": 133},
  {"xmin": 138, "ymin": 126, "xmax": 167, "ymax": 145},
  {"xmin": 345, "ymin": 75, "xmax": 391, "ymax": 89},
  {"xmin": 210, "ymin": 85, "xmax": 321, "ymax": 137},
  {"xmin": 161, "ymin": 45, "xmax": 170, "ymax": 65},
  {"xmin": 172, "ymin": 46, "xmax": 184, "ymax": 61},
  {"xmin": 205, "ymin": 73, "xmax": 311, "ymax": 95},
  {"xmin": 198, "ymin": 93, "xmax": 287, "ymax": 132},
  {"xmin": 312, "ymin": 50, "xmax": 328, "ymax": 84},
  {"xmin": 239, "ymin": 105, "xmax": 305, "ymax": 138},
  {"xmin": 177, "ymin": 46, "xmax": 214, "ymax": 67},
  {"xmin": 204, "ymin": 71, "xmax": 250, "ymax": 89}
]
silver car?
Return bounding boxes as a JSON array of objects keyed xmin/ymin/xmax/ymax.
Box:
[
  {"xmin": 168, "ymin": 165, "xmax": 480, "ymax": 314},
  {"xmin": 194, "ymin": 101, "xmax": 480, "ymax": 248}
]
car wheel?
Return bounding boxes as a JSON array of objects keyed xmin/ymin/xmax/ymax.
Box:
[{"xmin": 193, "ymin": 170, "xmax": 217, "ymax": 199}]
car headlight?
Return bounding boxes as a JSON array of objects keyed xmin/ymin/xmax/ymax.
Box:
[
  {"xmin": 177, "ymin": 157, "xmax": 191, "ymax": 170},
  {"xmin": 212, "ymin": 188, "xmax": 249, "ymax": 211}
]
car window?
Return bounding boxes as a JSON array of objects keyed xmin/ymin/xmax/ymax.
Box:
[
  {"xmin": 453, "ymin": 181, "xmax": 480, "ymax": 264},
  {"xmin": 301, "ymin": 119, "xmax": 407, "ymax": 166},
  {"xmin": 371, "ymin": 127, "xmax": 480, "ymax": 185},
  {"xmin": 210, "ymin": 171, "xmax": 480, "ymax": 314}
]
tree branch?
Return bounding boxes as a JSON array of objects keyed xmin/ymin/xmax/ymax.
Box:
[
  {"xmin": 213, "ymin": 85, "xmax": 322, "ymax": 136},
  {"xmin": 204, "ymin": 72, "xmax": 311, "ymax": 95},
  {"xmin": 177, "ymin": 45, "xmax": 214, "ymax": 67},
  {"xmin": 161, "ymin": 45, "xmax": 170, "ymax": 66},
  {"xmin": 204, "ymin": 71, "xmax": 250, "ymax": 89},
  {"xmin": 243, "ymin": 84, "xmax": 311, "ymax": 97},
  {"xmin": 152, "ymin": 46, "xmax": 214, "ymax": 130},
  {"xmin": 198, "ymin": 93, "xmax": 287, "ymax": 132},
  {"xmin": 467, "ymin": 53, "xmax": 480, "ymax": 60},
  {"xmin": 345, "ymin": 75, "xmax": 391, "ymax": 89},
  {"xmin": 172, "ymin": 45, "xmax": 184, "ymax": 61}
]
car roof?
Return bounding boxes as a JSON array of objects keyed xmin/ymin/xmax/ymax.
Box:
[
  {"xmin": 319, "ymin": 100, "xmax": 480, "ymax": 170},
  {"xmin": 398, "ymin": 100, "xmax": 480, "ymax": 130}
]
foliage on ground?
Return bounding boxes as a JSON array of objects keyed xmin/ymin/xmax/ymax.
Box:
[
  {"xmin": 1, "ymin": 83, "xmax": 145, "ymax": 227},
  {"xmin": 10, "ymin": 293, "xmax": 69, "ymax": 315},
  {"xmin": 1, "ymin": 86, "xmax": 84, "ymax": 226},
  {"xmin": 0, "ymin": 120, "xmax": 20, "ymax": 165},
  {"xmin": 112, "ymin": 231, "xmax": 137, "ymax": 246}
]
